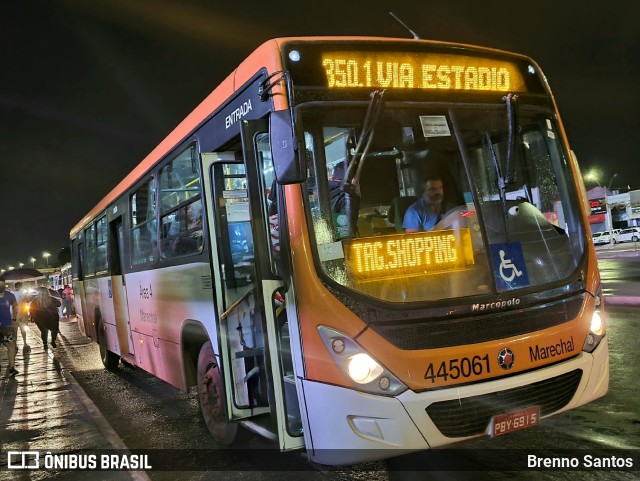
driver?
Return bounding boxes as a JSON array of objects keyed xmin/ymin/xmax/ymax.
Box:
[{"xmin": 402, "ymin": 172, "xmax": 454, "ymax": 232}]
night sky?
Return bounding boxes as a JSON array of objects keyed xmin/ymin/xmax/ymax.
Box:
[{"xmin": 1, "ymin": 0, "xmax": 638, "ymax": 270}]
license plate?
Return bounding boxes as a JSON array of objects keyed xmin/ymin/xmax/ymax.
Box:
[{"xmin": 489, "ymin": 405, "xmax": 540, "ymax": 437}]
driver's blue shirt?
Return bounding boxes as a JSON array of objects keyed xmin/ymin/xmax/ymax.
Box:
[{"xmin": 402, "ymin": 197, "xmax": 441, "ymax": 231}]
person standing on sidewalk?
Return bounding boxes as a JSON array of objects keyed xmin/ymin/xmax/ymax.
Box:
[
  {"xmin": 30, "ymin": 287, "xmax": 61, "ymax": 349},
  {"xmin": 13, "ymin": 282, "xmax": 31, "ymax": 352},
  {"xmin": 62, "ymin": 284, "xmax": 73, "ymax": 318},
  {"xmin": 0, "ymin": 279, "xmax": 19, "ymax": 377}
]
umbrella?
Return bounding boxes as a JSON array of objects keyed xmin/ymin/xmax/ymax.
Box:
[{"xmin": 0, "ymin": 267, "xmax": 46, "ymax": 281}]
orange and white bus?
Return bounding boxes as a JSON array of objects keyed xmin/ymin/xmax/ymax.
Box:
[{"xmin": 70, "ymin": 36, "xmax": 608, "ymax": 465}]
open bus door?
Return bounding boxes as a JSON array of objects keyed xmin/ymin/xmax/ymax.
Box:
[
  {"xmin": 200, "ymin": 119, "xmax": 304, "ymax": 451},
  {"xmin": 109, "ymin": 216, "xmax": 136, "ymax": 362}
]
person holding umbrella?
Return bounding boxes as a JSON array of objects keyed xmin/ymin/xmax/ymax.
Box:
[
  {"xmin": 0, "ymin": 279, "xmax": 19, "ymax": 377},
  {"xmin": 12, "ymin": 282, "xmax": 31, "ymax": 352},
  {"xmin": 30, "ymin": 286, "xmax": 61, "ymax": 349}
]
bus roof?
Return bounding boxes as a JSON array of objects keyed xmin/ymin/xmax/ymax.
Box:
[{"xmin": 70, "ymin": 36, "xmax": 536, "ymax": 238}]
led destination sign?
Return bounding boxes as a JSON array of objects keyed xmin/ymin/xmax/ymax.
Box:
[
  {"xmin": 346, "ymin": 228, "xmax": 474, "ymax": 280},
  {"xmin": 321, "ymin": 52, "xmax": 527, "ymax": 92}
]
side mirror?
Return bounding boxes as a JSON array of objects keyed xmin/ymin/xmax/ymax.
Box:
[{"xmin": 270, "ymin": 109, "xmax": 306, "ymax": 184}]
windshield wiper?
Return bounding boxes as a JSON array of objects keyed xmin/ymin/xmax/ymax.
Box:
[
  {"xmin": 346, "ymin": 89, "xmax": 386, "ymax": 183},
  {"xmin": 485, "ymin": 131, "xmax": 510, "ymax": 241},
  {"xmin": 483, "ymin": 94, "xmax": 521, "ymax": 242},
  {"xmin": 503, "ymin": 92, "xmax": 519, "ymax": 185},
  {"xmin": 341, "ymin": 89, "xmax": 386, "ymax": 237}
]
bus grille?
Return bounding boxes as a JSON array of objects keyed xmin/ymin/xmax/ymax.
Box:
[
  {"xmin": 425, "ymin": 369, "xmax": 583, "ymax": 438},
  {"xmin": 372, "ymin": 294, "xmax": 584, "ymax": 350}
]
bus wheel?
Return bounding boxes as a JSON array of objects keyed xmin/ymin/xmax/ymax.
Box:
[
  {"xmin": 97, "ymin": 321, "xmax": 119, "ymax": 370},
  {"xmin": 197, "ymin": 341, "xmax": 238, "ymax": 445}
]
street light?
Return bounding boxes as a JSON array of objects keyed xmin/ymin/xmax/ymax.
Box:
[
  {"xmin": 43, "ymin": 252, "xmax": 51, "ymax": 267},
  {"xmin": 584, "ymin": 170, "xmax": 602, "ymax": 187},
  {"xmin": 30, "ymin": 257, "xmax": 36, "ymax": 268},
  {"xmin": 18, "ymin": 262, "xmax": 24, "ymax": 268},
  {"xmin": 584, "ymin": 169, "xmax": 621, "ymax": 192}
]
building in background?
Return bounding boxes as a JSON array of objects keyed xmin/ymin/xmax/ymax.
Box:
[{"xmin": 587, "ymin": 187, "xmax": 640, "ymax": 234}]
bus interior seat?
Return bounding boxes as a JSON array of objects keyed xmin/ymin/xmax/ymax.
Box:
[{"xmin": 388, "ymin": 196, "xmax": 417, "ymax": 232}]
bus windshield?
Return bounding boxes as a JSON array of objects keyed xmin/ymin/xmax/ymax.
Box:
[{"xmin": 302, "ymin": 101, "xmax": 585, "ymax": 303}]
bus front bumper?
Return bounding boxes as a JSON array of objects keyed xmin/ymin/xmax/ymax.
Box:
[{"xmin": 301, "ymin": 338, "xmax": 608, "ymax": 466}]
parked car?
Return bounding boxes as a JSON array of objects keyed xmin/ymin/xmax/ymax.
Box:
[
  {"xmin": 615, "ymin": 227, "xmax": 640, "ymax": 243},
  {"xmin": 593, "ymin": 229, "xmax": 620, "ymax": 245},
  {"xmin": 592, "ymin": 232, "xmax": 607, "ymax": 245}
]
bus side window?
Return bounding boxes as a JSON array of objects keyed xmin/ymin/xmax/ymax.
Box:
[
  {"xmin": 95, "ymin": 216, "xmax": 108, "ymax": 273},
  {"xmin": 159, "ymin": 143, "xmax": 203, "ymax": 258},
  {"xmin": 84, "ymin": 224, "xmax": 96, "ymax": 276},
  {"xmin": 130, "ymin": 177, "xmax": 157, "ymax": 266}
]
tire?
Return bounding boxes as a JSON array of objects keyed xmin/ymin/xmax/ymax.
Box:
[
  {"xmin": 197, "ymin": 341, "xmax": 238, "ymax": 445},
  {"xmin": 633, "ymin": 236, "xmax": 639, "ymax": 242},
  {"xmin": 97, "ymin": 321, "xmax": 120, "ymax": 370}
]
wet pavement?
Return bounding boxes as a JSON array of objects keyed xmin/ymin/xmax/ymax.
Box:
[
  {"xmin": 595, "ymin": 242, "xmax": 640, "ymax": 306},
  {"xmin": 0, "ymin": 321, "xmax": 148, "ymax": 481}
]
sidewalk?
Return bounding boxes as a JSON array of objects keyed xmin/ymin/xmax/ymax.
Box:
[{"xmin": 0, "ymin": 321, "xmax": 145, "ymax": 481}]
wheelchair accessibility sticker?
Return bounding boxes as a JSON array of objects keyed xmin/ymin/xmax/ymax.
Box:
[{"xmin": 490, "ymin": 242, "xmax": 529, "ymax": 290}]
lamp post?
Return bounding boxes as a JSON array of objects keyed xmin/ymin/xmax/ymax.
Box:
[
  {"xmin": 608, "ymin": 173, "xmax": 621, "ymax": 192},
  {"xmin": 18, "ymin": 262, "xmax": 24, "ymax": 268},
  {"xmin": 605, "ymin": 173, "xmax": 622, "ymax": 233},
  {"xmin": 30, "ymin": 257, "xmax": 36, "ymax": 268},
  {"xmin": 43, "ymin": 252, "xmax": 51, "ymax": 267},
  {"xmin": 584, "ymin": 169, "xmax": 621, "ymax": 192}
]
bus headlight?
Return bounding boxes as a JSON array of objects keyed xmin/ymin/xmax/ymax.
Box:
[
  {"xmin": 583, "ymin": 289, "xmax": 606, "ymax": 353},
  {"xmin": 318, "ymin": 326, "xmax": 407, "ymax": 396},
  {"xmin": 347, "ymin": 353, "xmax": 383, "ymax": 383},
  {"xmin": 590, "ymin": 311, "xmax": 603, "ymax": 335}
]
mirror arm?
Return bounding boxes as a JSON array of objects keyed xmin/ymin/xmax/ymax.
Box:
[{"xmin": 259, "ymin": 70, "xmax": 296, "ymax": 135}]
